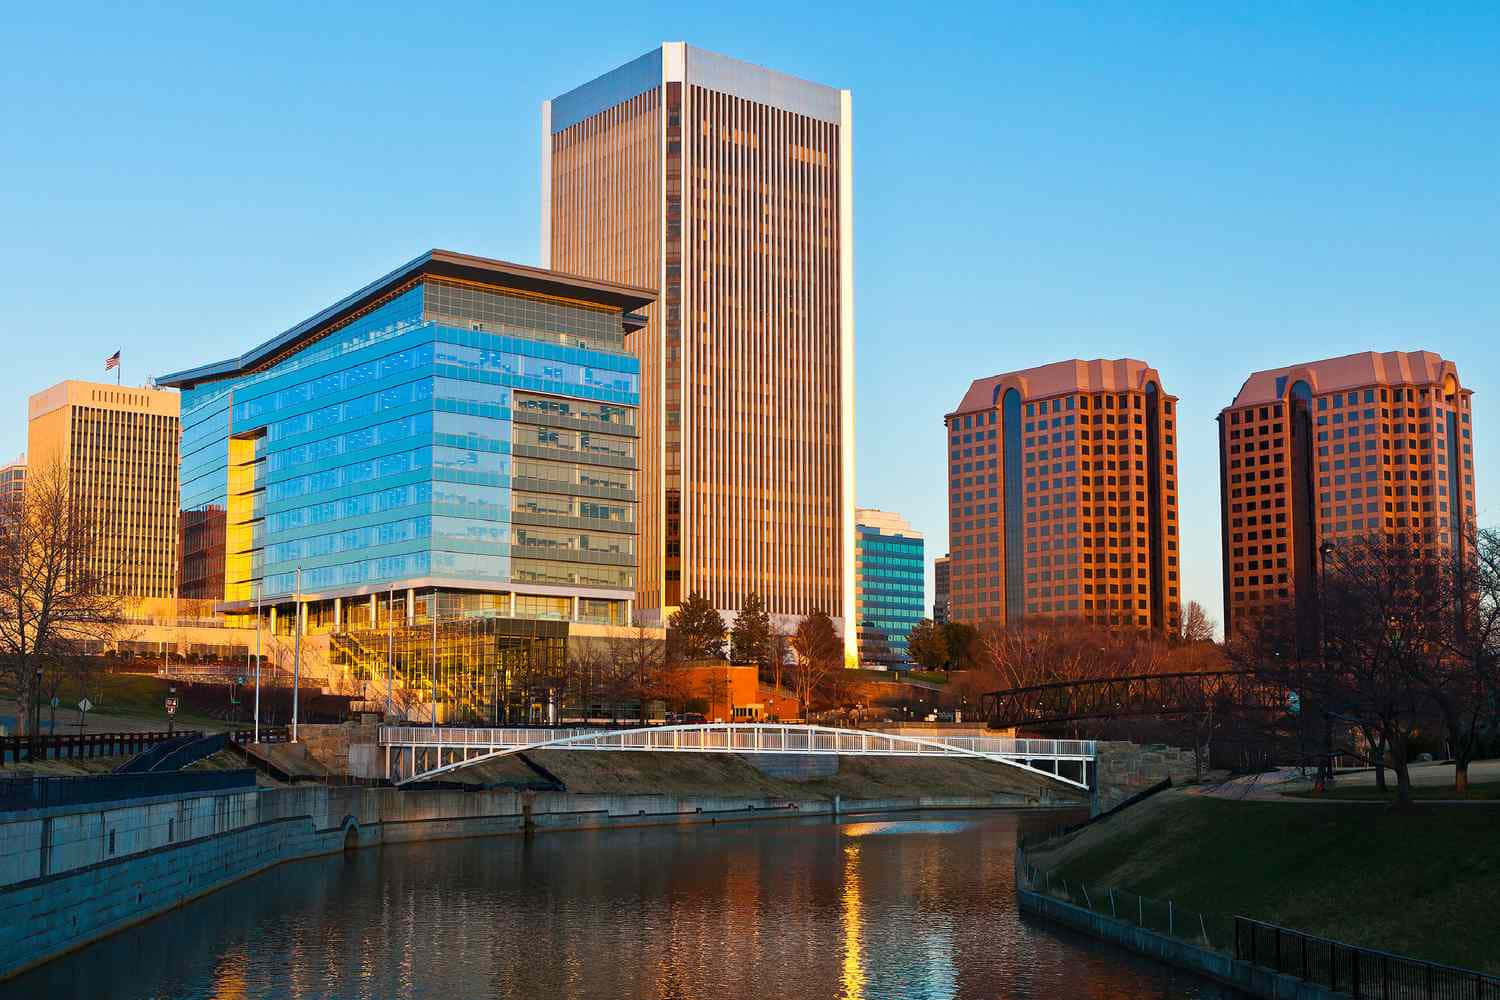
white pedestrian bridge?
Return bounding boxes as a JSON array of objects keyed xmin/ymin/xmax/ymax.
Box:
[{"xmin": 378, "ymin": 724, "xmax": 1095, "ymax": 790}]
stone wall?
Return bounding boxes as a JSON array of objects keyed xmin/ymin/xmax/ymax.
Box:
[{"xmin": 1093, "ymin": 741, "xmax": 1198, "ymax": 814}]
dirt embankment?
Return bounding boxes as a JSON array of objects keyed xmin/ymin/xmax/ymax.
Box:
[{"xmin": 457, "ymin": 750, "xmax": 1084, "ymax": 803}]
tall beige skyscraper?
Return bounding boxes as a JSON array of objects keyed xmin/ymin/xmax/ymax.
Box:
[
  {"xmin": 543, "ymin": 43, "xmax": 856, "ymax": 654},
  {"xmin": 27, "ymin": 381, "xmax": 180, "ymax": 613}
]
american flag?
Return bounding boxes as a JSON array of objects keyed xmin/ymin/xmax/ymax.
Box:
[{"xmin": 105, "ymin": 351, "xmax": 120, "ymax": 371}]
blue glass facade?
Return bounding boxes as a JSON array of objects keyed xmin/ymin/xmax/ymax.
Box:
[
  {"xmin": 854, "ymin": 511, "xmax": 925, "ymax": 668},
  {"xmin": 169, "ymin": 263, "xmax": 643, "ymax": 623}
]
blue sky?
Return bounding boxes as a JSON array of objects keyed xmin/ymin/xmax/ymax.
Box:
[{"xmin": 3, "ymin": 2, "xmax": 1497, "ymax": 630}]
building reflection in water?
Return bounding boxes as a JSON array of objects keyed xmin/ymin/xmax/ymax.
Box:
[
  {"xmin": 840, "ymin": 842, "xmax": 867, "ymax": 1000},
  {"xmin": 0, "ymin": 812, "xmax": 1240, "ymax": 1000}
]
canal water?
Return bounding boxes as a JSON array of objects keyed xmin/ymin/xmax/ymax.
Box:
[{"xmin": 5, "ymin": 811, "xmax": 1241, "ymax": 999}]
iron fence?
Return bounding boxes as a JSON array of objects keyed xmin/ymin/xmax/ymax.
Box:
[
  {"xmin": 1017, "ymin": 850, "xmax": 1233, "ymax": 951},
  {"xmin": 0, "ymin": 730, "xmax": 201, "ymax": 765},
  {"xmin": 1235, "ymin": 917, "xmax": 1499, "ymax": 1000},
  {"xmin": 0, "ymin": 769, "xmax": 255, "ymax": 811}
]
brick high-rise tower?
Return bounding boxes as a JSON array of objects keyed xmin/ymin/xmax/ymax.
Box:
[
  {"xmin": 944, "ymin": 360, "xmax": 1181, "ymax": 634},
  {"xmin": 1218, "ymin": 350, "xmax": 1476, "ymax": 641},
  {"xmin": 543, "ymin": 44, "xmax": 856, "ymax": 655}
]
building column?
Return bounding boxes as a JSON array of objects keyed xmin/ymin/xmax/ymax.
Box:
[
  {"xmin": 406, "ymin": 588, "xmax": 415, "ymax": 626},
  {"xmin": 370, "ymin": 594, "xmax": 377, "ymax": 627},
  {"xmin": 625, "ymin": 598, "xmax": 634, "ymax": 626},
  {"xmin": 508, "ymin": 592, "xmax": 516, "ymax": 617},
  {"xmin": 269, "ymin": 606, "xmax": 277, "ymax": 635},
  {"xmin": 334, "ymin": 597, "xmax": 342, "ymax": 629},
  {"xmin": 571, "ymin": 595, "xmax": 580, "ymax": 622}
]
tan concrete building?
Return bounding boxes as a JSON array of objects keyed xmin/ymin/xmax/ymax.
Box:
[
  {"xmin": 542, "ymin": 43, "xmax": 857, "ymax": 658},
  {"xmin": 1218, "ymin": 350, "xmax": 1476, "ymax": 640},
  {"xmin": 944, "ymin": 360, "xmax": 1181, "ymax": 635},
  {"xmin": 27, "ymin": 380, "xmax": 180, "ymax": 613}
]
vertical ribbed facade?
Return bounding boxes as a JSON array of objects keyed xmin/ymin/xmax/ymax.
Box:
[
  {"xmin": 1218, "ymin": 350, "xmax": 1477, "ymax": 640},
  {"xmin": 548, "ymin": 89, "xmax": 663, "ymax": 612},
  {"xmin": 944, "ymin": 360, "xmax": 1181, "ymax": 636},
  {"xmin": 545, "ymin": 44, "xmax": 856, "ymax": 652},
  {"xmin": 26, "ymin": 382, "xmax": 181, "ymax": 605}
]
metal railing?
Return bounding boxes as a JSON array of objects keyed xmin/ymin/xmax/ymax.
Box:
[
  {"xmin": 379, "ymin": 723, "xmax": 1096, "ymax": 788},
  {"xmin": 0, "ymin": 769, "xmax": 256, "ymax": 811},
  {"xmin": 0, "ymin": 730, "xmax": 202, "ymax": 766},
  {"xmin": 380, "ymin": 725, "xmax": 1094, "ymax": 759},
  {"xmin": 1235, "ymin": 917, "xmax": 1499, "ymax": 1000}
]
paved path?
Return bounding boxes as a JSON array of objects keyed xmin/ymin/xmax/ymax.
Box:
[{"xmin": 1196, "ymin": 759, "xmax": 1500, "ymax": 801}]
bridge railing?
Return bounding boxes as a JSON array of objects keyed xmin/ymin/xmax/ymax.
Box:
[{"xmin": 378, "ymin": 724, "xmax": 1094, "ymax": 760}]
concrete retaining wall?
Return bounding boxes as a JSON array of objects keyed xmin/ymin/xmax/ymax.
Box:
[
  {"xmin": 1017, "ymin": 888, "xmax": 1350, "ymax": 999},
  {"xmin": 742, "ymin": 752, "xmax": 840, "ymax": 780},
  {"xmin": 0, "ymin": 784, "xmax": 1065, "ymax": 981}
]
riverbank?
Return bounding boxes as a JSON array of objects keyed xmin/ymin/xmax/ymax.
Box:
[
  {"xmin": 0, "ymin": 775, "xmax": 1082, "ymax": 981},
  {"xmin": 1025, "ymin": 788, "xmax": 1499, "ymax": 974}
]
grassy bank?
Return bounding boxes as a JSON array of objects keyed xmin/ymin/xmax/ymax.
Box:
[{"xmin": 1028, "ymin": 790, "xmax": 1499, "ymax": 974}]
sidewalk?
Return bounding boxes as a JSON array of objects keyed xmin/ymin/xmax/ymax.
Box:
[{"xmin": 1195, "ymin": 759, "xmax": 1500, "ymax": 803}]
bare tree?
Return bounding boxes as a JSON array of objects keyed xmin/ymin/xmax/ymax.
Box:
[
  {"xmin": 609, "ymin": 615, "xmax": 665, "ymax": 722},
  {"xmin": 789, "ymin": 609, "xmax": 840, "ymax": 719},
  {"xmin": 0, "ymin": 459, "xmax": 123, "ymax": 738},
  {"xmin": 565, "ymin": 638, "xmax": 613, "ymax": 721},
  {"xmin": 1431, "ymin": 527, "xmax": 1500, "ymax": 794},
  {"xmin": 1179, "ymin": 601, "xmax": 1217, "ymax": 644}
]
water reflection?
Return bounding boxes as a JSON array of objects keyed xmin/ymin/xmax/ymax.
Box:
[{"xmin": 2, "ymin": 811, "xmax": 1240, "ymax": 1000}]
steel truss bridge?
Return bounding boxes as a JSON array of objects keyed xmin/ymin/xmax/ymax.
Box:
[
  {"xmin": 378, "ymin": 724, "xmax": 1096, "ymax": 790},
  {"xmin": 981, "ymin": 670, "xmax": 1286, "ymax": 729}
]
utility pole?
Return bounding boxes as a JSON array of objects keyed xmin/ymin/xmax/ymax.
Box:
[
  {"xmin": 292, "ymin": 566, "xmax": 302, "ymax": 742},
  {"xmin": 253, "ymin": 580, "xmax": 262, "ymax": 743}
]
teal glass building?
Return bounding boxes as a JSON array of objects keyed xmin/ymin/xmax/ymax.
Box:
[
  {"xmin": 854, "ymin": 508, "xmax": 926, "ymax": 668},
  {"xmin": 159, "ymin": 251, "xmax": 653, "ymax": 635}
]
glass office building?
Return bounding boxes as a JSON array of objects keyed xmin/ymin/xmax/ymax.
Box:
[
  {"xmin": 854, "ymin": 508, "xmax": 925, "ymax": 668},
  {"xmin": 158, "ymin": 251, "xmax": 653, "ymax": 721}
]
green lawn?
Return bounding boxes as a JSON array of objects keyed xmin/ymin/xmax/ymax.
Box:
[
  {"xmin": 1035, "ymin": 793, "xmax": 1500, "ymax": 974},
  {"xmin": 906, "ymin": 670, "xmax": 951, "ymax": 686},
  {"xmin": 10, "ymin": 671, "xmax": 229, "ymax": 730}
]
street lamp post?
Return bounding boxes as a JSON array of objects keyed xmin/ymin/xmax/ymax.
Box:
[
  {"xmin": 393, "ymin": 581, "xmax": 399, "ymax": 722},
  {"xmin": 1317, "ymin": 540, "xmax": 1337, "ymax": 788},
  {"xmin": 32, "ymin": 667, "xmax": 44, "ymax": 761},
  {"xmin": 430, "ymin": 588, "xmax": 438, "ymax": 729},
  {"xmin": 291, "ymin": 566, "xmax": 302, "ymax": 743},
  {"xmin": 253, "ymin": 580, "xmax": 262, "ymax": 743}
]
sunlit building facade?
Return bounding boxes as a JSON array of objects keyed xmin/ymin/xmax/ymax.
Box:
[
  {"xmin": 854, "ymin": 509, "xmax": 925, "ymax": 668},
  {"xmin": 158, "ymin": 251, "xmax": 653, "ymax": 721},
  {"xmin": 542, "ymin": 42, "xmax": 857, "ymax": 657},
  {"xmin": 27, "ymin": 382, "xmax": 180, "ymax": 612},
  {"xmin": 1218, "ymin": 350, "xmax": 1476, "ymax": 641},
  {"xmin": 0, "ymin": 458, "xmax": 23, "ymax": 506},
  {"xmin": 944, "ymin": 360, "xmax": 1181, "ymax": 635}
]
